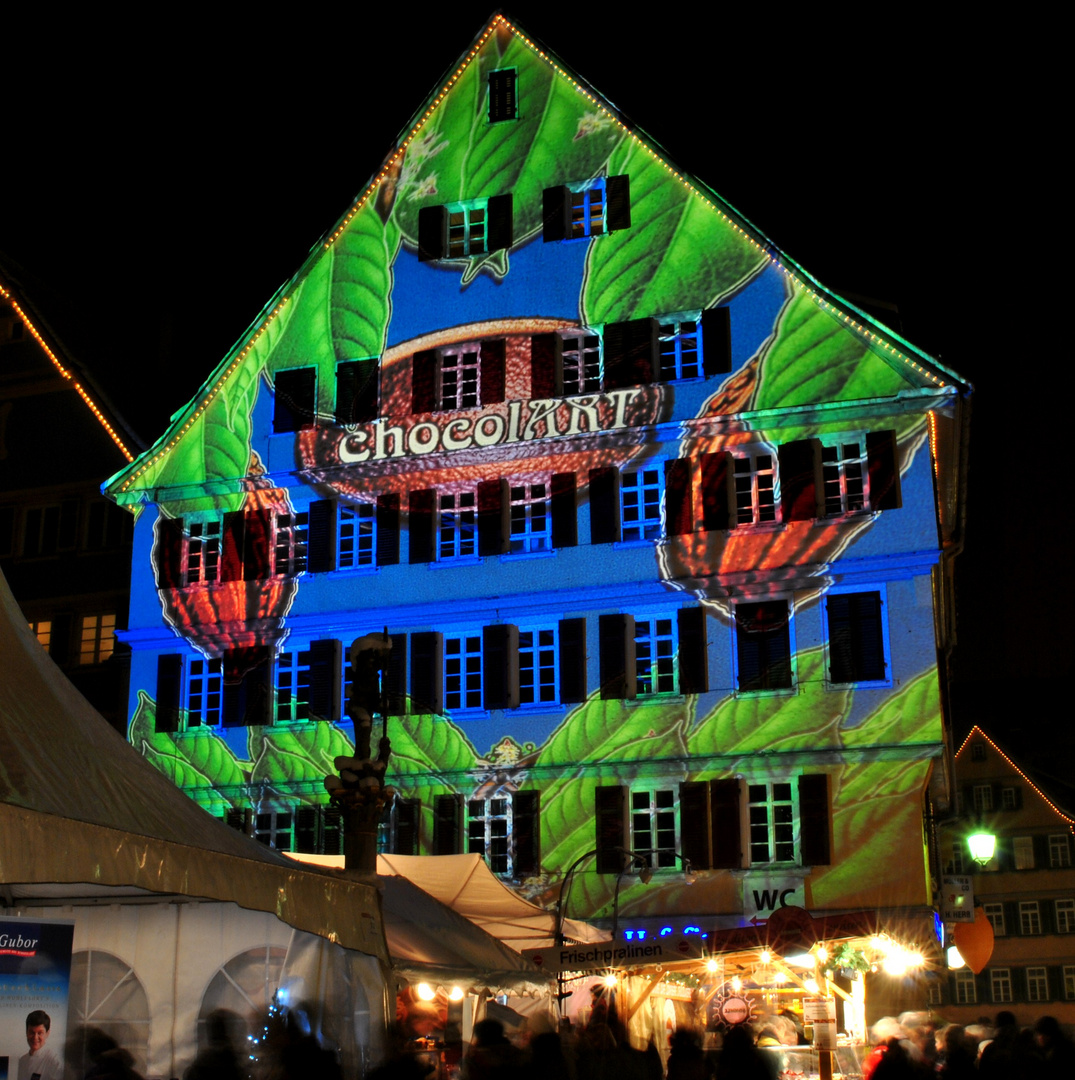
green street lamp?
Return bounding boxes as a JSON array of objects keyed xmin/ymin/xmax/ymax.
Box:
[{"xmin": 967, "ymin": 832, "xmax": 996, "ymax": 866}]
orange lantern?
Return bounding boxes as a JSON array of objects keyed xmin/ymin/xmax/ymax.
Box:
[{"xmin": 952, "ymin": 907, "xmax": 994, "ymax": 973}]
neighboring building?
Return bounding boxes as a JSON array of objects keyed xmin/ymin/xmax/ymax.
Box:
[
  {"xmin": 105, "ymin": 11, "xmax": 970, "ymax": 970},
  {"xmin": 1, "ymin": 268, "xmax": 140, "ymax": 731},
  {"xmin": 939, "ymin": 726, "xmax": 1075, "ymax": 1024}
]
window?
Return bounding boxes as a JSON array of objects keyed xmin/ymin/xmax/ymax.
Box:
[
  {"xmin": 926, "ymin": 981, "xmax": 942, "ymax": 1006},
  {"xmin": 1050, "ymin": 834, "xmax": 1072, "ymax": 867},
  {"xmin": 983, "ymin": 903, "xmax": 1006, "ymax": 936},
  {"xmin": 440, "ymin": 345, "xmax": 481, "ymax": 407},
  {"xmin": 972, "ymin": 742, "xmax": 987, "ymax": 762},
  {"xmin": 543, "ymin": 175, "xmax": 630, "ymax": 243},
  {"xmin": 732, "ymin": 451, "xmax": 777, "ymax": 525},
  {"xmin": 825, "ymin": 590, "xmax": 886, "ymax": 684},
  {"xmin": 80, "ymin": 614, "xmax": 115, "ymax": 665},
  {"xmin": 1065, "ymin": 965, "xmax": 1075, "ymax": 1001},
  {"xmin": 1013, "ymin": 835, "xmax": 1034, "ymax": 870},
  {"xmin": 297, "ymin": 804, "xmax": 344, "ymax": 856},
  {"xmin": 468, "ymin": 795, "xmax": 512, "ymax": 874},
  {"xmin": 820, "ymin": 438, "xmax": 867, "ymax": 516},
  {"xmin": 411, "ymin": 338, "xmax": 506, "ymax": 414},
  {"xmin": 950, "ymin": 842, "xmax": 966, "ymax": 874},
  {"xmin": 972, "ymin": 785, "xmax": 993, "ymax": 813},
  {"xmin": 1056, "ymin": 899, "xmax": 1075, "ymax": 934},
  {"xmin": 438, "ymin": 491, "xmax": 477, "ymax": 559},
  {"xmin": 273, "ymin": 368, "xmax": 316, "ymax": 433},
  {"xmin": 735, "ymin": 601, "xmax": 792, "ymax": 692},
  {"xmin": 444, "ymin": 634, "xmax": 482, "ymax": 711},
  {"xmin": 488, "ymin": 68, "xmax": 517, "ymax": 122},
  {"xmin": 990, "ymin": 968, "xmax": 1012, "ymax": 1003},
  {"xmin": 954, "ymin": 970, "xmax": 977, "ymax": 1004},
  {"xmin": 275, "ymin": 650, "xmax": 312, "ymax": 724},
  {"xmin": 1001, "ymin": 786, "xmax": 1018, "ymax": 809},
  {"xmin": 1027, "ymin": 967, "xmax": 1049, "ymax": 1003},
  {"xmin": 273, "ymin": 511, "xmax": 309, "ymax": 576},
  {"xmin": 449, "ymin": 205, "xmax": 489, "ymax": 259},
  {"xmin": 632, "ymin": 789, "xmax": 678, "ymax": 869},
  {"xmin": 338, "ymin": 503, "xmax": 375, "ymax": 569},
  {"xmin": 186, "ymin": 658, "xmax": 223, "ymax": 727},
  {"xmin": 635, "ymin": 616, "xmax": 676, "ymax": 696},
  {"xmin": 28, "ymin": 619, "xmax": 51, "ymax": 653},
  {"xmin": 561, "ymin": 332, "xmax": 602, "ymax": 394},
  {"xmin": 418, "ymin": 197, "xmax": 513, "ymax": 263},
  {"xmin": 1019, "ymin": 901, "xmax": 1041, "ymax": 935},
  {"xmin": 748, "ymin": 782, "xmax": 796, "ymax": 864},
  {"xmin": 186, "ymin": 519, "xmax": 221, "ymax": 585},
  {"xmin": 658, "ymin": 316, "xmax": 702, "ymax": 381},
  {"xmin": 621, "ymin": 467, "xmax": 664, "ymax": 541},
  {"xmin": 254, "ymin": 810, "xmax": 294, "ymax": 851},
  {"xmin": 22, "ymin": 499, "xmax": 78, "ymax": 556},
  {"xmin": 569, "ymin": 179, "xmax": 606, "ymax": 239},
  {"xmin": 519, "ymin": 627, "xmax": 557, "ymax": 705},
  {"xmin": 509, "ymin": 481, "xmax": 552, "ymax": 553}
]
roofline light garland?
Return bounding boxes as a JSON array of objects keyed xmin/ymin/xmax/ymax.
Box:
[
  {"xmin": 1, "ymin": 283, "xmax": 134, "ymax": 462},
  {"xmin": 116, "ymin": 12, "xmax": 947, "ymax": 493}
]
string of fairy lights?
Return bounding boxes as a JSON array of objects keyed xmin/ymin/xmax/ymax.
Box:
[
  {"xmin": 0, "ymin": 282, "xmax": 134, "ymax": 463},
  {"xmin": 115, "ymin": 12, "xmax": 951, "ymax": 495}
]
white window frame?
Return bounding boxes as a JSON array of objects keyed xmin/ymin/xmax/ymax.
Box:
[
  {"xmin": 186, "ymin": 516, "xmax": 222, "ymax": 585},
  {"xmin": 1050, "ymin": 834, "xmax": 1072, "ymax": 868},
  {"xmin": 438, "ymin": 490, "xmax": 478, "ymax": 560},
  {"xmin": 989, "ymin": 967, "xmax": 1012, "ymax": 1004},
  {"xmin": 1056, "ymin": 898, "xmax": 1075, "ymax": 934},
  {"xmin": 1013, "ymin": 835, "xmax": 1034, "ymax": 870},
  {"xmin": 509, "ymin": 480, "xmax": 552, "ymax": 554},
  {"xmin": 950, "ymin": 842, "xmax": 966, "ymax": 874},
  {"xmin": 972, "ymin": 785, "xmax": 993, "ymax": 812},
  {"xmin": 954, "ymin": 969, "xmax": 977, "ymax": 1004},
  {"xmin": 438, "ymin": 345, "xmax": 481, "ymax": 410},
  {"xmin": 446, "ymin": 200, "xmax": 488, "ymax": 259},
  {"xmin": 657, "ymin": 313, "xmax": 703, "ymax": 381},
  {"xmin": 275, "ymin": 649, "xmax": 312, "ymax": 724},
  {"xmin": 467, "ymin": 794, "xmax": 513, "ymax": 876},
  {"xmin": 822, "ymin": 584, "xmax": 891, "ymax": 689},
  {"xmin": 1026, "ymin": 966, "xmax": 1049, "ymax": 1003},
  {"xmin": 338, "ymin": 503, "xmax": 375, "ymax": 569},
  {"xmin": 1064, "ymin": 964, "xmax": 1075, "ymax": 1001},
  {"xmin": 561, "ymin": 331, "xmax": 601, "ymax": 394},
  {"xmin": 635, "ymin": 614, "xmax": 677, "ymax": 697},
  {"xmin": 731, "ymin": 448, "xmax": 778, "ymax": 526},
  {"xmin": 983, "ymin": 902, "xmax": 1006, "ymax": 937},
  {"xmin": 273, "ymin": 511, "xmax": 309, "ymax": 576},
  {"xmin": 1019, "ymin": 900, "xmax": 1041, "ymax": 935},
  {"xmin": 1001, "ymin": 786, "xmax": 1017, "ymax": 809},
  {"xmin": 80, "ymin": 613, "xmax": 116, "ymax": 665},
  {"xmin": 747, "ymin": 780, "xmax": 797, "ymax": 865},
  {"xmin": 630, "ymin": 786, "xmax": 679, "ymax": 870},
  {"xmin": 185, "ymin": 656, "xmax": 223, "ymax": 728},
  {"xmin": 444, "ymin": 633, "xmax": 482, "ymax": 711},
  {"xmin": 518, "ymin": 626, "xmax": 558, "ymax": 705},
  {"xmin": 620, "ymin": 466, "xmax": 665, "ymax": 542},
  {"xmin": 819, "ymin": 433, "xmax": 869, "ymax": 517}
]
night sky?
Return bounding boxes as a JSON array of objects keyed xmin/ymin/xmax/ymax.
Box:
[{"xmin": 2, "ymin": 7, "xmax": 1068, "ymax": 792}]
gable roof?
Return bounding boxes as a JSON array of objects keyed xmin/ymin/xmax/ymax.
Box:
[{"xmin": 105, "ymin": 11, "xmax": 968, "ymax": 512}]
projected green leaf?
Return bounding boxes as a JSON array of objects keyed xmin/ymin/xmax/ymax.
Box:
[
  {"xmin": 840, "ymin": 666, "xmax": 941, "ymax": 748},
  {"xmin": 129, "ymin": 690, "xmax": 248, "ymax": 801},
  {"xmin": 388, "ymin": 711, "xmax": 479, "ymax": 784},
  {"xmin": 250, "ymin": 723, "xmax": 357, "ymax": 790},
  {"xmin": 582, "ymin": 139, "xmax": 767, "ymax": 326}
]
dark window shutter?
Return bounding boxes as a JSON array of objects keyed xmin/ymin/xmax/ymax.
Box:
[
  {"xmin": 307, "ymin": 499, "xmax": 336, "ymax": 573},
  {"xmin": 477, "ymin": 478, "xmax": 509, "ymax": 556},
  {"xmin": 376, "ymin": 493, "xmax": 400, "ymax": 566},
  {"xmin": 606, "ymin": 174, "xmax": 631, "ymax": 232},
  {"xmin": 589, "ymin": 466, "xmax": 620, "ymax": 544},
  {"xmin": 779, "ymin": 439, "xmax": 819, "ymax": 522},
  {"xmin": 1032, "ymin": 834, "xmax": 1049, "ymax": 870},
  {"xmin": 156, "ymin": 654, "xmax": 183, "ymax": 733},
  {"xmin": 799, "ymin": 774, "xmax": 831, "ymax": 865},
  {"xmin": 223, "ymin": 646, "xmax": 271, "ymax": 727},
  {"xmin": 711, "ymin": 778, "xmax": 743, "ymax": 869},
  {"xmin": 47, "ymin": 612, "xmax": 72, "ymax": 666},
  {"xmin": 595, "ymin": 786, "xmax": 626, "ymax": 873},
  {"xmin": 530, "ymin": 333, "xmax": 562, "ymax": 398},
  {"xmin": 226, "ymin": 808, "xmax": 250, "ymax": 834},
  {"xmin": 664, "ymin": 458, "xmax": 694, "ymax": 536},
  {"xmin": 395, "ymin": 798, "xmax": 419, "ymax": 855},
  {"xmin": 384, "ymin": 632, "xmax": 408, "ymax": 716},
  {"xmin": 295, "ymin": 807, "xmax": 318, "ymax": 853},
  {"xmin": 599, "ymin": 613, "xmax": 635, "ymax": 700},
  {"xmin": 336, "ymin": 358, "xmax": 379, "ymax": 424},
  {"xmin": 410, "ymin": 631, "xmax": 443, "ymax": 714},
  {"xmin": 482, "ymin": 623, "xmax": 519, "ymax": 710},
  {"xmin": 408, "ymin": 489, "xmax": 436, "ymax": 564},
  {"xmin": 866, "ymin": 429, "xmax": 902, "ymax": 510},
  {"xmin": 559, "ymin": 617, "xmax": 587, "ymax": 704},
  {"xmin": 551, "ymin": 472, "xmax": 577, "ymax": 548},
  {"xmin": 513, "ymin": 790, "xmax": 540, "ymax": 877},
  {"xmin": 828, "ymin": 592, "xmax": 885, "ymax": 683},
  {"xmin": 700, "ymin": 452, "xmax": 732, "ymax": 531},
  {"xmin": 434, "ymin": 793, "xmax": 463, "ymax": 855},
  {"xmin": 701, "ymin": 307, "xmax": 732, "ymax": 377},
  {"xmin": 479, "ymin": 338, "xmax": 506, "ymax": 406},
  {"xmin": 680, "ymin": 781, "xmax": 711, "ymax": 870},
  {"xmin": 220, "ymin": 511, "xmax": 245, "ymax": 583},
  {"xmin": 155, "ymin": 515, "xmax": 185, "ymax": 589},
  {"xmin": 677, "ymin": 606, "xmax": 708, "ymax": 694},
  {"xmin": 604, "ymin": 318, "xmax": 657, "ymax": 389},
  {"xmin": 243, "ymin": 509, "xmax": 273, "ymax": 581},
  {"xmin": 308, "ymin": 639, "xmax": 341, "ymax": 721},
  {"xmin": 411, "ymin": 350, "xmax": 438, "ymax": 414},
  {"xmin": 486, "ymin": 193, "xmax": 513, "ymax": 252},
  {"xmin": 417, "ymin": 205, "xmax": 447, "ymax": 262},
  {"xmin": 542, "ymin": 186, "xmax": 569, "ymax": 242},
  {"xmin": 488, "ymin": 69, "xmax": 517, "ymax": 122},
  {"xmin": 735, "ymin": 601, "xmax": 791, "ymax": 691},
  {"xmin": 273, "ymin": 368, "xmax": 316, "ymax": 433}
]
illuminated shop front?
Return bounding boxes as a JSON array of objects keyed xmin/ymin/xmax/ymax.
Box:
[{"xmin": 106, "ymin": 10, "xmax": 971, "ymax": 1030}]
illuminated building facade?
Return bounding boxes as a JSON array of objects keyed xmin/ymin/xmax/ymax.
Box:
[
  {"xmin": 939, "ymin": 728, "xmax": 1075, "ymax": 1023},
  {"xmin": 107, "ymin": 14, "xmax": 970, "ymax": 956}
]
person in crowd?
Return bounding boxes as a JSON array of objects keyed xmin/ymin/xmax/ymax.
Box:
[
  {"xmin": 462, "ymin": 1018, "xmax": 520, "ymax": 1080},
  {"xmin": 862, "ymin": 1017, "xmax": 906, "ymax": 1080},
  {"xmin": 83, "ymin": 1029, "xmax": 145, "ymax": 1080},
  {"xmin": 184, "ymin": 1010, "xmax": 243, "ymax": 1080},
  {"xmin": 933, "ymin": 1024, "xmax": 975, "ymax": 1079},
  {"xmin": 666, "ymin": 1026, "xmax": 713, "ymax": 1080},
  {"xmin": 1034, "ymin": 1015, "xmax": 1075, "ymax": 1079},
  {"xmin": 713, "ymin": 1024, "xmax": 775, "ymax": 1080}
]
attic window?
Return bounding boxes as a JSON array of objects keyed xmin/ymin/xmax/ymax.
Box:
[
  {"xmin": 488, "ymin": 69, "xmax": 517, "ymax": 122},
  {"xmin": 972, "ymin": 743, "xmax": 986, "ymax": 761},
  {"xmin": 274, "ymin": 367, "xmax": 316, "ymax": 433}
]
